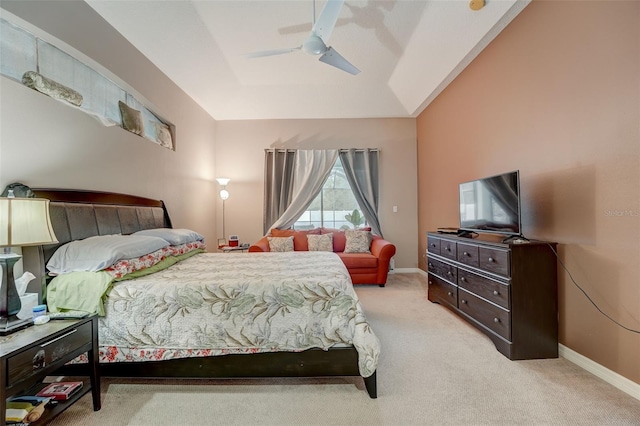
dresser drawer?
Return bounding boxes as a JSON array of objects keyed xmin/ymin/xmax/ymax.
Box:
[
  {"xmin": 427, "ymin": 274, "xmax": 458, "ymax": 308},
  {"xmin": 427, "ymin": 257, "xmax": 457, "ymax": 283},
  {"xmin": 440, "ymin": 239, "xmax": 457, "ymax": 260},
  {"xmin": 479, "ymin": 247, "xmax": 510, "ymax": 277},
  {"xmin": 457, "ymin": 243, "xmax": 479, "ymax": 267},
  {"xmin": 7, "ymin": 321, "xmax": 92, "ymax": 385},
  {"xmin": 458, "ymin": 289, "xmax": 511, "ymax": 340},
  {"xmin": 458, "ymin": 269, "xmax": 510, "ymax": 310},
  {"xmin": 427, "ymin": 236, "xmax": 441, "ymax": 255}
]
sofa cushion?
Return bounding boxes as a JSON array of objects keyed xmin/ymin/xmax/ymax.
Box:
[
  {"xmin": 270, "ymin": 228, "xmax": 320, "ymax": 251},
  {"xmin": 321, "ymin": 227, "xmax": 371, "ymax": 252},
  {"xmin": 267, "ymin": 236, "xmax": 294, "ymax": 252},
  {"xmin": 307, "ymin": 233, "xmax": 333, "ymax": 251},
  {"xmin": 344, "ymin": 229, "xmax": 372, "ymax": 254},
  {"xmin": 337, "ymin": 252, "xmax": 378, "ymax": 269}
]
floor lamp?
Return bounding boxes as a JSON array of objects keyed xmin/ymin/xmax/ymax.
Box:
[
  {"xmin": 216, "ymin": 178, "xmax": 230, "ymax": 243},
  {"xmin": 1, "ymin": 193, "xmax": 58, "ymax": 335}
]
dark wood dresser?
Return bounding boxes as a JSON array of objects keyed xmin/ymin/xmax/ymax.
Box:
[{"xmin": 426, "ymin": 232, "xmax": 558, "ymax": 360}]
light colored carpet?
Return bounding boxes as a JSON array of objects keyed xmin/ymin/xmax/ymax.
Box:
[{"xmin": 50, "ymin": 273, "xmax": 640, "ymax": 425}]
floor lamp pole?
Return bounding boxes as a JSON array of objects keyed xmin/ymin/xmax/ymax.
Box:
[{"xmin": 222, "ymin": 198, "xmax": 226, "ymax": 241}]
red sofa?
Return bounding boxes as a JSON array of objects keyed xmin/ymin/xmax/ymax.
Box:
[{"xmin": 249, "ymin": 228, "xmax": 396, "ymax": 287}]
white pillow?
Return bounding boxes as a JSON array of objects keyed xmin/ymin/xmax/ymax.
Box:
[
  {"xmin": 47, "ymin": 234, "xmax": 170, "ymax": 274},
  {"xmin": 133, "ymin": 228, "xmax": 204, "ymax": 245}
]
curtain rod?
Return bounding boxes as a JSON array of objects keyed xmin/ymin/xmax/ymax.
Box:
[{"xmin": 264, "ymin": 148, "xmax": 380, "ymax": 153}]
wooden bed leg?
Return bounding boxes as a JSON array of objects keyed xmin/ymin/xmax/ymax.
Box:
[{"xmin": 363, "ymin": 371, "xmax": 377, "ymax": 399}]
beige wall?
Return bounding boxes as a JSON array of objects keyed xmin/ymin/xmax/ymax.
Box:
[
  {"xmin": 215, "ymin": 118, "xmax": 418, "ymax": 269},
  {"xmin": 417, "ymin": 0, "xmax": 639, "ymax": 384},
  {"xmin": 0, "ymin": 2, "xmax": 218, "ymax": 245}
]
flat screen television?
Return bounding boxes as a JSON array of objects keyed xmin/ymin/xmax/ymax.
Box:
[{"xmin": 459, "ymin": 170, "xmax": 521, "ymax": 236}]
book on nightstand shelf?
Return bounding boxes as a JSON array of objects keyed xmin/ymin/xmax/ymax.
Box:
[
  {"xmin": 35, "ymin": 381, "xmax": 83, "ymax": 401},
  {"xmin": 5, "ymin": 395, "xmax": 51, "ymax": 424}
]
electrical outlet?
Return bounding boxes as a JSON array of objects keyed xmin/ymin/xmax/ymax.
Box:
[{"xmin": 393, "ymin": 206, "xmax": 398, "ymax": 213}]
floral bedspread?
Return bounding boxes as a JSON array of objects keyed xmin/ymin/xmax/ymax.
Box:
[{"xmin": 97, "ymin": 251, "xmax": 380, "ymax": 377}]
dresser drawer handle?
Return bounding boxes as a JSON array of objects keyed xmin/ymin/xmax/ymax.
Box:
[
  {"xmin": 447, "ymin": 291, "xmax": 453, "ymax": 296},
  {"xmin": 428, "ymin": 263, "xmax": 433, "ymax": 268},
  {"xmin": 460, "ymin": 277, "xmax": 466, "ymax": 282},
  {"xmin": 463, "ymin": 251, "xmax": 468, "ymax": 256},
  {"xmin": 40, "ymin": 329, "xmax": 77, "ymax": 347},
  {"xmin": 428, "ymin": 280, "xmax": 432, "ymax": 285},
  {"xmin": 430, "ymin": 243, "xmax": 436, "ymax": 247},
  {"xmin": 447, "ymin": 271, "xmax": 452, "ymax": 276},
  {"xmin": 460, "ymin": 299, "xmax": 467, "ymax": 304},
  {"xmin": 488, "ymin": 257, "xmax": 494, "ymax": 263},
  {"xmin": 494, "ymin": 318, "xmax": 500, "ymax": 323},
  {"xmin": 493, "ymin": 290, "xmax": 499, "ymax": 296},
  {"xmin": 445, "ymin": 247, "xmax": 450, "ymax": 251}
]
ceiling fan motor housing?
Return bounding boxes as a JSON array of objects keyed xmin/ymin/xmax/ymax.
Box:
[{"xmin": 303, "ymin": 35, "xmax": 327, "ymax": 55}]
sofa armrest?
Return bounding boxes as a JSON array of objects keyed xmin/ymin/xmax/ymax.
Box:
[
  {"xmin": 371, "ymin": 237, "xmax": 396, "ymax": 261},
  {"xmin": 249, "ymin": 236, "xmax": 271, "ymax": 252},
  {"xmin": 371, "ymin": 237, "xmax": 396, "ymax": 286}
]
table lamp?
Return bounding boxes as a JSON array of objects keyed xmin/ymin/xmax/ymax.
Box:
[{"xmin": 0, "ymin": 193, "xmax": 58, "ymax": 335}]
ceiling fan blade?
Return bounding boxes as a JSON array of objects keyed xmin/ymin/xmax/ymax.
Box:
[
  {"xmin": 244, "ymin": 47, "xmax": 301, "ymax": 58},
  {"xmin": 319, "ymin": 47, "xmax": 360, "ymax": 75},
  {"xmin": 312, "ymin": 0, "xmax": 344, "ymax": 43}
]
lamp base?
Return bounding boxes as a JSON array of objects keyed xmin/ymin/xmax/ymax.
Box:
[{"xmin": 0, "ymin": 315, "xmax": 32, "ymax": 335}]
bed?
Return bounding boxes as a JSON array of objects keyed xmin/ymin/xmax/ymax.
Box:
[{"xmin": 26, "ymin": 189, "xmax": 379, "ymax": 398}]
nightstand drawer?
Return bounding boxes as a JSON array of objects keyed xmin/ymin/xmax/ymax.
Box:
[{"xmin": 7, "ymin": 321, "xmax": 92, "ymax": 385}]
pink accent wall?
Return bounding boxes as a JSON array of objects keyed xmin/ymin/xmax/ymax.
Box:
[{"xmin": 417, "ymin": 1, "xmax": 639, "ymax": 384}]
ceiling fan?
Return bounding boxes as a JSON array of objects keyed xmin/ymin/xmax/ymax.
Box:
[{"xmin": 244, "ymin": 0, "xmax": 360, "ymax": 75}]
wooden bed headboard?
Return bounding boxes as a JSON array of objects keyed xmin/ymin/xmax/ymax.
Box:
[{"xmin": 23, "ymin": 189, "xmax": 172, "ymax": 298}]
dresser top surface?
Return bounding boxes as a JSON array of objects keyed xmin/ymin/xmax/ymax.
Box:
[{"xmin": 427, "ymin": 231, "xmax": 555, "ymax": 248}]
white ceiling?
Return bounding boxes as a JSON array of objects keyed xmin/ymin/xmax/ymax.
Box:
[{"xmin": 86, "ymin": 0, "xmax": 530, "ymax": 121}]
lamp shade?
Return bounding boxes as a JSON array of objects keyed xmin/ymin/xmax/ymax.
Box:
[
  {"xmin": 0, "ymin": 197, "xmax": 58, "ymax": 247},
  {"xmin": 216, "ymin": 177, "xmax": 230, "ymax": 186}
]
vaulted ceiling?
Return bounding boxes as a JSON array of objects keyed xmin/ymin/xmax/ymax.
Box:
[{"xmin": 86, "ymin": 0, "xmax": 530, "ymax": 121}]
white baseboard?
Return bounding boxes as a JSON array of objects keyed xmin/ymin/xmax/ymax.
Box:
[{"xmin": 559, "ymin": 344, "xmax": 640, "ymax": 401}]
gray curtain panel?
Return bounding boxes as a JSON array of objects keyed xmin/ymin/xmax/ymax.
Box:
[
  {"xmin": 263, "ymin": 149, "xmax": 296, "ymax": 234},
  {"xmin": 339, "ymin": 149, "xmax": 383, "ymax": 238}
]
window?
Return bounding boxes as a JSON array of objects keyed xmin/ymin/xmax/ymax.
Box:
[{"xmin": 294, "ymin": 158, "xmax": 366, "ymax": 230}]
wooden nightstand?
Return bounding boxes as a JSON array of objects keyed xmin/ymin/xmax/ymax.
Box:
[{"xmin": 1, "ymin": 316, "xmax": 101, "ymax": 424}]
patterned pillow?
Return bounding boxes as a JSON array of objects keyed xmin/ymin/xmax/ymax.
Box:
[
  {"xmin": 344, "ymin": 229, "xmax": 372, "ymax": 254},
  {"xmin": 267, "ymin": 236, "xmax": 294, "ymax": 252},
  {"xmin": 118, "ymin": 101, "xmax": 144, "ymax": 135},
  {"xmin": 307, "ymin": 234, "xmax": 333, "ymax": 252}
]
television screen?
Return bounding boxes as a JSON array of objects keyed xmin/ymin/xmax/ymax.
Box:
[{"xmin": 459, "ymin": 170, "xmax": 521, "ymax": 236}]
